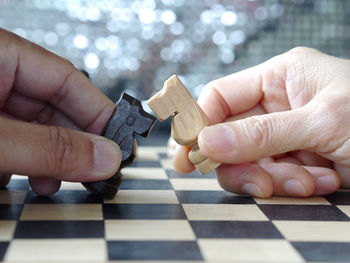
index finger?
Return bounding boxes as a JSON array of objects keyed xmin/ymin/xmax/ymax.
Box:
[
  {"xmin": 0, "ymin": 28, "xmax": 114, "ymax": 134},
  {"xmin": 197, "ymin": 64, "xmax": 265, "ymax": 125}
]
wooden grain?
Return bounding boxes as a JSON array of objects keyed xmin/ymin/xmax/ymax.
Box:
[
  {"xmin": 20, "ymin": 204, "xmax": 103, "ymax": 220},
  {"xmin": 274, "ymin": 221, "xmax": 350, "ymax": 241},
  {"xmin": 105, "ymin": 220, "xmax": 195, "ymax": 240},
  {"xmin": 198, "ymin": 239, "xmax": 303, "ymax": 262},
  {"xmin": 6, "ymin": 239, "xmax": 106, "ymax": 262},
  {"xmin": 147, "ymin": 75, "xmax": 220, "ymax": 174},
  {"xmin": 183, "ymin": 204, "xmax": 268, "ymax": 221}
]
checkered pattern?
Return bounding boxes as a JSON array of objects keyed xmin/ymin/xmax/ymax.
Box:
[{"xmin": 0, "ymin": 147, "xmax": 349, "ymax": 262}]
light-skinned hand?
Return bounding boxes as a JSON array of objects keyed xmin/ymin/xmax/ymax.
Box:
[
  {"xmin": 172, "ymin": 47, "xmax": 350, "ymax": 198},
  {"xmin": 0, "ymin": 28, "xmax": 122, "ymax": 195}
]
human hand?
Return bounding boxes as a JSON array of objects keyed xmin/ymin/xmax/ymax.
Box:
[
  {"xmin": 172, "ymin": 47, "xmax": 350, "ymax": 198},
  {"xmin": 0, "ymin": 28, "xmax": 122, "ymax": 195}
]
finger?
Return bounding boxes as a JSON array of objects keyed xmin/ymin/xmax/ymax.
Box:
[
  {"xmin": 255, "ymin": 157, "xmax": 274, "ymax": 165},
  {"xmin": 197, "ymin": 64, "xmax": 264, "ymax": 125},
  {"xmin": 198, "ymin": 107, "xmax": 313, "ymax": 164},
  {"xmin": 217, "ymin": 162, "xmax": 339, "ymax": 198},
  {"xmin": 173, "ymin": 145, "xmax": 194, "ymax": 173},
  {"xmin": 29, "ymin": 177, "xmax": 61, "ymax": 196},
  {"xmin": 0, "ymin": 116, "xmax": 122, "ymax": 182},
  {"xmin": 302, "ymin": 166, "xmax": 340, "ymax": 195},
  {"xmin": 334, "ymin": 163, "xmax": 350, "ymax": 188},
  {"xmin": 2, "ymin": 90, "xmax": 45, "ymax": 121},
  {"xmin": 216, "ymin": 163, "xmax": 273, "ymax": 198},
  {"xmin": 3, "ymin": 90, "xmax": 80, "ymax": 130},
  {"xmin": 197, "ymin": 50, "xmax": 294, "ymax": 125},
  {"xmin": 0, "ymin": 29, "xmax": 114, "ymax": 134},
  {"xmin": 261, "ymin": 163, "xmax": 339, "ymax": 196},
  {"xmin": 0, "ymin": 174, "xmax": 12, "ymax": 188},
  {"xmin": 292, "ymin": 150, "xmax": 332, "ymax": 168},
  {"xmin": 260, "ymin": 163, "xmax": 315, "ymax": 197},
  {"xmin": 275, "ymin": 156, "xmax": 303, "ymax": 165},
  {"xmin": 223, "ymin": 103, "xmax": 266, "ymax": 123}
]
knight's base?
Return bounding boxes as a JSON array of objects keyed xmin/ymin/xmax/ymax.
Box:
[{"xmin": 83, "ymin": 171, "xmax": 122, "ymax": 199}]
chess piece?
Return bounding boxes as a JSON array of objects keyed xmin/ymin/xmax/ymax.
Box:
[
  {"xmin": 83, "ymin": 93, "xmax": 156, "ymax": 199},
  {"xmin": 147, "ymin": 75, "xmax": 220, "ymax": 174}
]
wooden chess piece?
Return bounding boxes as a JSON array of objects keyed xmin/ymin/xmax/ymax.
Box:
[
  {"xmin": 83, "ymin": 93, "xmax": 156, "ymax": 199},
  {"xmin": 147, "ymin": 75, "xmax": 220, "ymax": 174}
]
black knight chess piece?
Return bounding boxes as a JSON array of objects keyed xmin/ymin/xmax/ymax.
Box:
[{"xmin": 83, "ymin": 93, "xmax": 156, "ymax": 199}]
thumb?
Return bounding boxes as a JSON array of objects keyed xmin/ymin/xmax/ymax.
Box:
[
  {"xmin": 0, "ymin": 117, "xmax": 122, "ymax": 181},
  {"xmin": 198, "ymin": 108, "xmax": 311, "ymax": 163}
]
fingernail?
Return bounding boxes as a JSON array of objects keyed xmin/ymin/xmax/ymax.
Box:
[
  {"xmin": 284, "ymin": 179, "xmax": 307, "ymax": 196},
  {"xmin": 93, "ymin": 138, "xmax": 121, "ymax": 174},
  {"xmin": 241, "ymin": 183, "xmax": 265, "ymax": 198},
  {"xmin": 317, "ymin": 175, "xmax": 338, "ymax": 190},
  {"xmin": 199, "ymin": 125, "xmax": 234, "ymax": 153}
]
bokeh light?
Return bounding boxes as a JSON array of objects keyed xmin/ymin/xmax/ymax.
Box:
[{"xmin": 0, "ymin": 0, "xmax": 348, "ymax": 100}]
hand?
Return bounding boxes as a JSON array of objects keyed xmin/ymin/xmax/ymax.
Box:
[
  {"xmin": 172, "ymin": 47, "xmax": 350, "ymax": 198},
  {"xmin": 0, "ymin": 28, "xmax": 122, "ymax": 195}
]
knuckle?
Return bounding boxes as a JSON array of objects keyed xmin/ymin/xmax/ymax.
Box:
[
  {"xmin": 47, "ymin": 126, "xmax": 78, "ymax": 174},
  {"xmin": 287, "ymin": 46, "xmax": 319, "ymax": 56},
  {"xmin": 245, "ymin": 116, "xmax": 273, "ymax": 148},
  {"xmin": 280, "ymin": 46, "xmax": 318, "ymax": 68}
]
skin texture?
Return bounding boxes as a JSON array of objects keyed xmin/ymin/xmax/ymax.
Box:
[
  {"xmin": 0, "ymin": 28, "xmax": 122, "ymax": 196},
  {"xmin": 172, "ymin": 47, "xmax": 350, "ymax": 198}
]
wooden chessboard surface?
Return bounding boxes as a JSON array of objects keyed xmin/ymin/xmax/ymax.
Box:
[{"xmin": 0, "ymin": 146, "xmax": 349, "ymax": 262}]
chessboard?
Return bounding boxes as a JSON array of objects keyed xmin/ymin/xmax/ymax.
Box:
[{"xmin": 0, "ymin": 146, "xmax": 349, "ymax": 262}]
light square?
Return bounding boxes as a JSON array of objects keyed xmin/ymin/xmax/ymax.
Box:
[
  {"xmin": 198, "ymin": 239, "xmax": 303, "ymax": 262},
  {"xmin": 59, "ymin": 181, "xmax": 87, "ymax": 190},
  {"xmin": 254, "ymin": 196, "xmax": 330, "ymax": 205},
  {"xmin": 273, "ymin": 220, "xmax": 350, "ymax": 241},
  {"xmin": 0, "ymin": 220, "xmax": 16, "ymax": 241},
  {"xmin": 105, "ymin": 220, "xmax": 195, "ymax": 240},
  {"xmin": 105, "ymin": 190, "xmax": 179, "ymax": 204},
  {"xmin": 0, "ymin": 190, "xmax": 27, "ymax": 204},
  {"xmin": 161, "ymin": 158, "xmax": 173, "ymax": 169},
  {"xmin": 20, "ymin": 204, "xmax": 103, "ymax": 220},
  {"xmin": 135, "ymin": 147, "xmax": 159, "ymax": 161},
  {"xmin": 5, "ymin": 239, "xmax": 106, "ymax": 262},
  {"xmin": 151, "ymin": 146, "xmax": 168, "ymax": 153},
  {"xmin": 183, "ymin": 204, "xmax": 268, "ymax": 221},
  {"xmin": 338, "ymin": 205, "xmax": 350, "ymax": 218},
  {"xmin": 9, "ymin": 175, "xmax": 25, "ymax": 180},
  {"xmin": 170, "ymin": 179, "xmax": 222, "ymax": 190},
  {"xmin": 122, "ymin": 168, "xmax": 167, "ymax": 179}
]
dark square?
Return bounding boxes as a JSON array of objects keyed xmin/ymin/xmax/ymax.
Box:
[
  {"xmin": 24, "ymin": 190, "xmax": 103, "ymax": 204},
  {"xmin": 5, "ymin": 179, "xmax": 29, "ymax": 190},
  {"xmin": 0, "ymin": 242, "xmax": 9, "ymax": 261},
  {"xmin": 166, "ymin": 169, "xmax": 217, "ymax": 178},
  {"xmin": 292, "ymin": 242, "xmax": 350, "ymax": 262},
  {"xmin": 259, "ymin": 205, "xmax": 350, "ymax": 221},
  {"xmin": 108, "ymin": 241, "xmax": 203, "ymax": 260},
  {"xmin": 190, "ymin": 221, "xmax": 283, "ymax": 239},
  {"xmin": 130, "ymin": 160, "xmax": 161, "ymax": 167},
  {"xmin": 103, "ymin": 204, "xmax": 186, "ymax": 219},
  {"xmin": 158, "ymin": 153, "xmax": 168, "ymax": 159},
  {"xmin": 14, "ymin": 221, "xmax": 104, "ymax": 238},
  {"xmin": 176, "ymin": 190, "xmax": 255, "ymax": 204},
  {"xmin": 0, "ymin": 204, "xmax": 23, "ymax": 219},
  {"xmin": 119, "ymin": 179, "xmax": 173, "ymax": 190},
  {"xmin": 326, "ymin": 191, "xmax": 350, "ymax": 205}
]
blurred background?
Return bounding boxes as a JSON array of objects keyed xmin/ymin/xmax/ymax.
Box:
[{"xmin": 0, "ymin": 0, "xmax": 349, "ymax": 144}]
